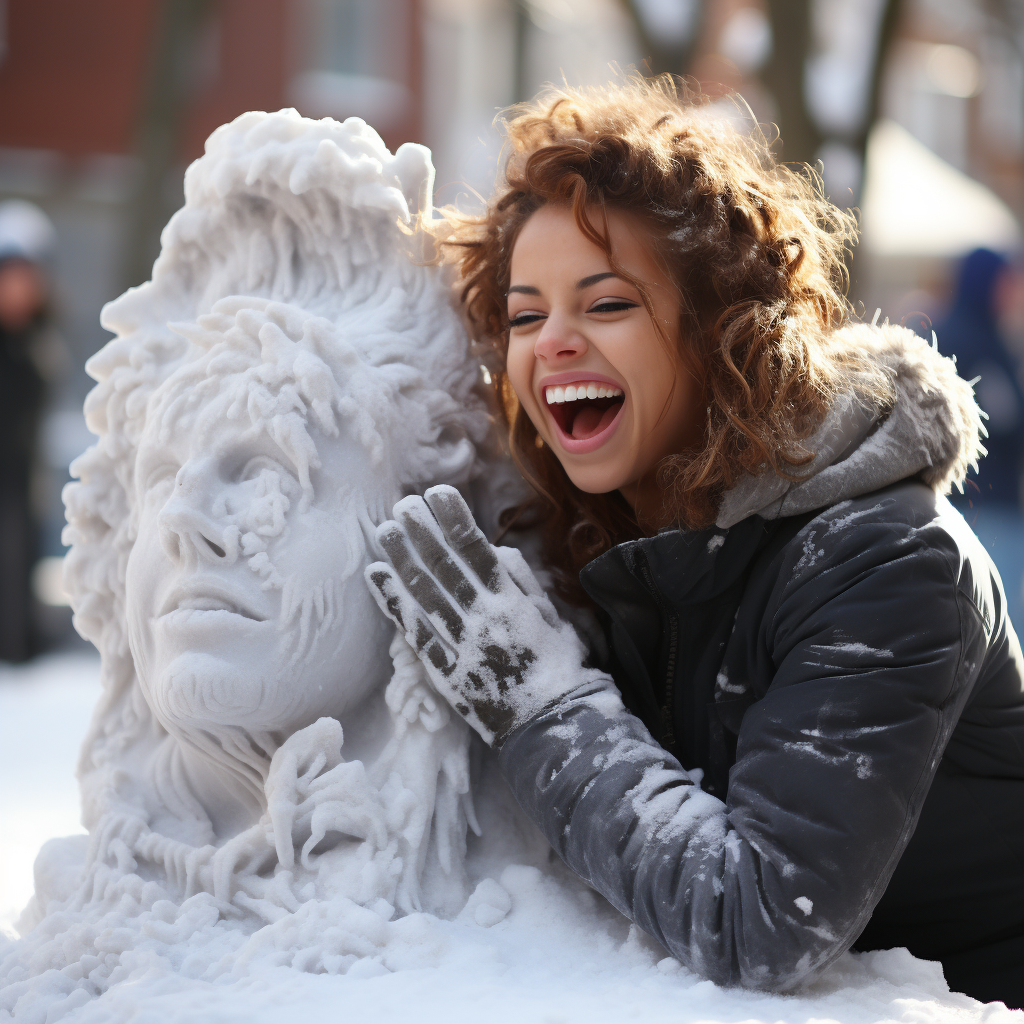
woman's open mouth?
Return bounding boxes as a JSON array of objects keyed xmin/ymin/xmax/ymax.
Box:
[{"xmin": 543, "ymin": 380, "xmax": 625, "ymax": 454}]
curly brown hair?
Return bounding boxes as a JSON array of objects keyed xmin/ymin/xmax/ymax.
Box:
[{"xmin": 437, "ymin": 75, "xmax": 893, "ymax": 601}]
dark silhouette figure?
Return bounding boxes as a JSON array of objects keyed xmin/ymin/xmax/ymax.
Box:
[
  {"xmin": 0, "ymin": 202, "xmax": 55, "ymax": 661},
  {"xmin": 939, "ymin": 247, "xmax": 1024, "ymax": 627}
]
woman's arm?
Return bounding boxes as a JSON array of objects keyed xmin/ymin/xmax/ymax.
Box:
[{"xmin": 367, "ymin": 486, "xmax": 987, "ymax": 991}]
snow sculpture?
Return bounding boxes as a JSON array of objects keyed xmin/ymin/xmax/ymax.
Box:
[{"xmin": 0, "ymin": 111, "xmax": 515, "ymax": 1013}]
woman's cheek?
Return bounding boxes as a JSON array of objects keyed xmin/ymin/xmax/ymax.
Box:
[{"xmin": 505, "ymin": 343, "xmax": 542, "ymax": 428}]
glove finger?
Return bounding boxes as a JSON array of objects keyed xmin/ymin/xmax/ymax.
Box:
[
  {"xmin": 392, "ymin": 495, "xmax": 478, "ymax": 610},
  {"xmin": 495, "ymin": 547, "xmax": 562, "ymax": 630},
  {"xmin": 364, "ymin": 563, "xmax": 457, "ymax": 676},
  {"xmin": 494, "ymin": 545, "xmax": 544, "ymax": 599},
  {"xmin": 376, "ymin": 522, "xmax": 466, "ymax": 644},
  {"xmin": 423, "ymin": 485, "xmax": 504, "ymax": 593},
  {"xmin": 368, "ymin": 568, "xmax": 495, "ymax": 744}
]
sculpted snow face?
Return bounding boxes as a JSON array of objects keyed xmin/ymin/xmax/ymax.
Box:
[
  {"xmin": 0, "ymin": 116, "xmax": 519, "ymax": 1018},
  {"xmin": 128, "ymin": 381, "xmax": 392, "ymax": 736},
  {"xmin": 123, "ymin": 302, "xmax": 406, "ymax": 836},
  {"xmin": 131, "ymin": 331, "xmax": 385, "ymax": 712}
]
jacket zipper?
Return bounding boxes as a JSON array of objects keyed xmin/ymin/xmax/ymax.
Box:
[{"xmin": 636, "ymin": 549, "xmax": 679, "ymax": 751}]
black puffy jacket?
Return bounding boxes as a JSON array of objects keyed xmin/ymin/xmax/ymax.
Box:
[{"xmin": 496, "ymin": 325, "xmax": 1024, "ymax": 1007}]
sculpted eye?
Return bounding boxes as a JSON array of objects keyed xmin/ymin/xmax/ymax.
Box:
[
  {"xmin": 240, "ymin": 456, "xmax": 300, "ymax": 494},
  {"xmin": 240, "ymin": 456, "xmax": 280, "ymax": 481},
  {"xmin": 143, "ymin": 463, "xmax": 178, "ymax": 492}
]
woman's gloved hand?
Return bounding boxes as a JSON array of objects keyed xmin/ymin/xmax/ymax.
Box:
[{"xmin": 365, "ymin": 485, "xmax": 614, "ymax": 747}]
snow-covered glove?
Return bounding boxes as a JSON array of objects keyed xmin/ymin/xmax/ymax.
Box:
[{"xmin": 364, "ymin": 485, "xmax": 615, "ymax": 747}]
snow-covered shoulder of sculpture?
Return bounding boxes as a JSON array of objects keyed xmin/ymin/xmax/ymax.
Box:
[{"xmin": 0, "ymin": 109, "xmax": 535, "ymax": 1016}]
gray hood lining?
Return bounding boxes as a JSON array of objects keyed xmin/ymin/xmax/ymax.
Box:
[{"xmin": 716, "ymin": 322, "xmax": 985, "ymax": 529}]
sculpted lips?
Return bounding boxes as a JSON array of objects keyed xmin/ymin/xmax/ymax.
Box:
[
  {"xmin": 538, "ymin": 372, "xmax": 625, "ymax": 450},
  {"xmin": 159, "ymin": 581, "xmax": 266, "ymax": 622}
]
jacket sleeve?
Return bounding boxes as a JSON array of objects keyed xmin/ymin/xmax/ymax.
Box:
[{"xmin": 496, "ymin": 507, "xmax": 988, "ymax": 990}]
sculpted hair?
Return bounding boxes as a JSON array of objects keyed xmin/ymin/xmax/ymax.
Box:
[{"xmin": 439, "ymin": 76, "xmax": 894, "ymax": 601}]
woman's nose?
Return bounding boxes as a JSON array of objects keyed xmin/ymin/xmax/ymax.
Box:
[{"xmin": 533, "ymin": 315, "xmax": 588, "ymax": 363}]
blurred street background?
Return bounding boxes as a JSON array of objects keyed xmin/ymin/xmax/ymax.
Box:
[{"xmin": 0, "ymin": 0, "xmax": 1022, "ymax": 643}]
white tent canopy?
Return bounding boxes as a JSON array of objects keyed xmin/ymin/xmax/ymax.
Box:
[{"xmin": 860, "ymin": 119, "xmax": 1021, "ymax": 257}]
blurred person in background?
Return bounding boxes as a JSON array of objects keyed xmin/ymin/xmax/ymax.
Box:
[
  {"xmin": 939, "ymin": 248, "xmax": 1024, "ymax": 629},
  {"xmin": 0, "ymin": 201, "xmax": 59, "ymax": 662},
  {"xmin": 996, "ymin": 252, "xmax": 1024, "ymax": 358}
]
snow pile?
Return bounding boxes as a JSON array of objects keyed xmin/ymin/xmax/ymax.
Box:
[{"xmin": 0, "ymin": 655, "xmax": 99, "ymax": 934}]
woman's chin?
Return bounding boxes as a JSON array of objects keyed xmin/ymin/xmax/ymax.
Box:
[{"xmin": 561, "ymin": 464, "xmax": 630, "ymax": 497}]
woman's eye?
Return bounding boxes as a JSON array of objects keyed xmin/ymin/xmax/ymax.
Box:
[
  {"xmin": 508, "ymin": 311, "xmax": 547, "ymax": 329},
  {"xmin": 588, "ymin": 300, "xmax": 639, "ymax": 314}
]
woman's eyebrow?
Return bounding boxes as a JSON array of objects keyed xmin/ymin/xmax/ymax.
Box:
[
  {"xmin": 577, "ymin": 271, "xmax": 619, "ymax": 289},
  {"xmin": 507, "ymin": 271, "xmax": 620, "ymax": 297}
]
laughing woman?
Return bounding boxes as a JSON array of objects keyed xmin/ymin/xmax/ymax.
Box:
[{"xmin": 365, "ymin": 78, "xmax": 1024, "ymax": 1007}]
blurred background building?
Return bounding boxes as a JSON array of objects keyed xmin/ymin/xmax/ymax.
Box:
[{"xmin": 0, "ymin": 0, "xmax": 1022, "ymax": 648}]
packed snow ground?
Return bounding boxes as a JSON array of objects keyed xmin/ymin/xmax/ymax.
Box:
[
  {"xmin": 0, "ymin": 654, "xmax": 1019, "ymax": 1022},
  {"xmin": 0, "ymin": 654, "xmax": 98, "ymax": 935}
]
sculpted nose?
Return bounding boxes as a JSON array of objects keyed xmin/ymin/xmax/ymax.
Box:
[
  {"xmin": 159, "ymin": 503, "xmax": 235, "ymax": 566},
  {"xmin": 157, "ymin": 472, "xmax": 237, "ymax": 566}
]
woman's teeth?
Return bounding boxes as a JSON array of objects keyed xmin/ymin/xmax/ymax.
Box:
[
  {"xmin": 543, "ymin": 380, "xmax": 626, "ymax": 442},
  {"xmin": 545, "ymin": 383, "xmax": 623, "ymax": 404}
]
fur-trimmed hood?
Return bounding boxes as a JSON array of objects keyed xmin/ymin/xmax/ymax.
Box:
[{"xmin": 716, "ymin": 321, "xmax": 986, "ymax": 529}]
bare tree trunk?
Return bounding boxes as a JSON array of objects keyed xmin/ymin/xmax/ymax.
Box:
[
  {"xmin": 512, "ymin": 0, "xmax": 531, "ymax": 104},
  {"xmin": 983, "ymin": 0, "xmax": 1024, "ymax": 218},
  {"xmin": 761, "ymin": 0, "xmax": 821, "ymax": 166},
  {"xmin": 854, "ymin": 0, "xmax": 903, "ymax": 161},
  {"xmin": 760, "ymin": 0, "xmax": 902, "ymax": 304},
  {"xmin": 845, "ymin": 0, "xmax": 903, "ymax": 306},
  {"xmin": 122, "ymin": 0, "xmax": 219, "ymax": 291},
  {"xmin": 616, "ymin": 0, "xmax": 706, "ymax": 80},
  {"xmin": 618, "ymin": 0, "xmax": 904, "ymax": 308}
]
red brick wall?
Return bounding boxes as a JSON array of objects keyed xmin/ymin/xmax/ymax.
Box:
[
  {"xmin": 0, "ymin": 0, "xmax": 292, "ymax": 161},
  {"xmin": 0, "ymin": 0, "xmax": 422, "ymax": 161},
  {"xmin": 0, "ymin": 0, "xmax": 159, "ymax": 156},
  {"xmin": 179, "ymin": 0, "xmax": 291, "ymax": 159}
]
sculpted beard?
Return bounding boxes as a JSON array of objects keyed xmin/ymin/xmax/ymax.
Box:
[
  {"xmin": 138, "ymin": 574, "xmax": 356, "ymax": 738},
  {"xmin": 149, "ymin": 653, "xmax": 278, "ymax": 734}
]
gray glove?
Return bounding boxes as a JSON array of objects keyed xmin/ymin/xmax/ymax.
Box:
[{"xmin": 364, "ymin": 485, "xmax": 615, "ymax": 747}]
